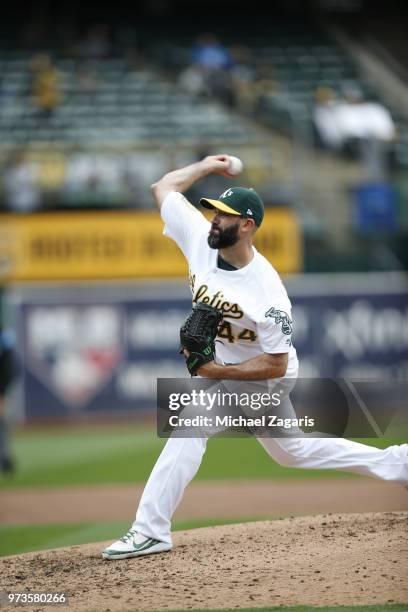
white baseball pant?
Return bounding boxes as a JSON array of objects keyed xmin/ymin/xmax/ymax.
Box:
[{"xmin": 133, "ymin": 393, "xmax": 408, "ymax": 545}]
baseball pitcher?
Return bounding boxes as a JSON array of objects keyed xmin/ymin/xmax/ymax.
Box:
[{"xmin": 102, "ymin": 154, "xmax": 408, "ymax": 559}]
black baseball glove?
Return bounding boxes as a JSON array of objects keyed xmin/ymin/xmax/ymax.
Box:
[{"xmin": 180, "ymin": 302, "xmax": 223, "ymax": 376}]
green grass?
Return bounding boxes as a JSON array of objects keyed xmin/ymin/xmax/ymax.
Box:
[
  {"xmin": 0, "ymin": 517, "xmax": 268, "ymax": 557},
  {"xmin": 169, "ymin": 607, "xmax": 408, "ymax": 612},
  {"xmin": 0, "ymin": 425, "xmax": 163, "ymax": 489},
  {"xmin": 1, "ymin": 424, "xmax": 403, "ymax": 490}
]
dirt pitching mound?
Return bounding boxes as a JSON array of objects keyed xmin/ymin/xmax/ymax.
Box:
[{"xmin": 1, "ymin": 512, "xmax": 407, "ymax": 612}]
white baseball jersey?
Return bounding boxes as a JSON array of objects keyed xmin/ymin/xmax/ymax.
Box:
[{"xmin": 162, "ymin": 191, "xmax": 299, "ymax": 377}]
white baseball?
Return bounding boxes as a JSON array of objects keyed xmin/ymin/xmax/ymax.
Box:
[{"xmin": 228, "ymin": 155, "xmax": 244, "ymax": 176}]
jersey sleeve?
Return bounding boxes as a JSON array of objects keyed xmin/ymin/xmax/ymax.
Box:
[
  {"xmin": 256, "ymin": 298, "xmax": 294, "ymax": 354},
  {"xmin": 161, "ymin": 191, "xmax": 210, "ymax": 261}
]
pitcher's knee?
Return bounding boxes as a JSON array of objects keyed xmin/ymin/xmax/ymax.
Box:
[{"xmin": 274, "ymin": 438, "xmax": 310, "ymax": 467}]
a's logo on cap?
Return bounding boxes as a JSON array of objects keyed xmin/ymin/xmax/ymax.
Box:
[
  {"xmin": 220, "ymin": 188, "xmax": 234, "ymax": 199},
  {"xmin": 246, "ymin": 209, "xmax": 253, "ymax": 215}
]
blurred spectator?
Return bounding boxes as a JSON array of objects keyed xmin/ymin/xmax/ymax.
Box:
[
  {"xmin": 313, "ymin": 83, "xmax": 396, "ymax": 177},
  {"xmin": 178, "ymin": 65, "xmax": 209, "ymax": 99},
  {"xmin": 339, "ymin": 84, "xmax": 396, "ymax": 178},
  {"xmin": 229, "ymin": 45, "xmax": 256, "ymax": 113},
  {"xmin": 192, "ymin": 33, "xmax": 233, "ymax": 71},
  {"xmin": 190, "ymin": 33, "xmax": 234, "ymax": 105},
  {"xmin": 250, "ymin": 65, "xmax": 278, "ymax": 115},
  {"xmin": 313, "ymin": 85, "xmax": 343, "ymax": 151},
  {"xmin": 338, "ymin": 84, "xmax": 395, "ymax": 145},
  {"xmin": 30, "ymin": 53, "xmax": 63, "ymax": 120},
  {"xmin": 0, "ymin": 323, "xmax": 17, "ymax": 475},
  {"xmin": 3, "ymin": 151, "xmax": 41, "ymax": 213},
  {"xmin": 121, "ymin": 166, "xmax": 145, "ymax": 208}
]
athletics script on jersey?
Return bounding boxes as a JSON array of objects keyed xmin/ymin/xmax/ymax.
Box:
[{"xmin": 189, "ymin": 272, "xmax": 244, "ymax": 320}]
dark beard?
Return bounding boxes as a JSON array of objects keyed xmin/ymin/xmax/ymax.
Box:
[{"xmin": 207, "ymin": 222, "xmax": 240, "ymax": 249}]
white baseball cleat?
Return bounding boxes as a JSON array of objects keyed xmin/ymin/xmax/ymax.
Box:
[{"xmin": 102, "ymin": 528, "xmax": 171, "ymax": 560}]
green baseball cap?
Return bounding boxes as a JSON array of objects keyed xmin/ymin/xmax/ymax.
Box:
[{"xmin": 200, "ymin": 187, "xmax": 264, "ymax": 227}]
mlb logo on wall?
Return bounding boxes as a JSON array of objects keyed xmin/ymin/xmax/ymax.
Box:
[{"xmin": 24, "ymin": 305, "xmax": 124, "ymax": 410}]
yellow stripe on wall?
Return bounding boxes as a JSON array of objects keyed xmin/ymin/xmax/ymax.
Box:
[{"xmin": 0, "ymin": 208, "xmax": 302, "ymax": 281}]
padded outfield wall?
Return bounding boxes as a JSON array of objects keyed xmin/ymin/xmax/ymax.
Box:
[{"xmin": 3, "ymin": 272, "xmax": 408, "ymax": 422}]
